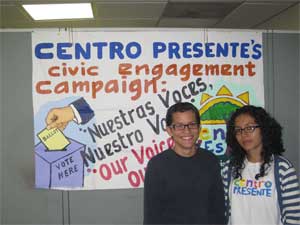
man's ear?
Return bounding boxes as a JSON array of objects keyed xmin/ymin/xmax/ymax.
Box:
[{"xmin": 166, "ymin": 126, "xmax": 173, "ymax": 137}]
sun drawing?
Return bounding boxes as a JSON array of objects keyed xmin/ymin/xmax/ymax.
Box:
[{"xmin": 199, "ymin": 85, "xmax": 249, "ymax": 125}]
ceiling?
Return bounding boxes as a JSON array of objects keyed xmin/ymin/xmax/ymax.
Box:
[{"xmin": 0, "ymin": 0, "xmax": 299, "ymax": 30}]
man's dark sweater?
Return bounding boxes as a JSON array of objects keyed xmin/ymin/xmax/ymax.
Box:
[{"xmin": 143, "ymin": 148, "xmax": 226, "ymax": 225}]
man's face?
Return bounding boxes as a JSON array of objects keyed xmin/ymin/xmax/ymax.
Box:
[{"xmin": 166, "ymin": 110, "xmax": 200, "ymax": 155}]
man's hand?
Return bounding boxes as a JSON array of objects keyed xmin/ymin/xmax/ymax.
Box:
[{"xmin": 46, "ymin": 106, "xmax": 75, "ymax": 130}]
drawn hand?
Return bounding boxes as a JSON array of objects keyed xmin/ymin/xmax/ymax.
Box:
[{"xmin": 46, "ymin": 106, "xmax": 75, "ymax": 130}]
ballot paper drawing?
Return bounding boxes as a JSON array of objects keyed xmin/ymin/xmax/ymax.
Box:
[{"xmin": 38, "ymin": 127, "xmax": 70, "ymax": 151}]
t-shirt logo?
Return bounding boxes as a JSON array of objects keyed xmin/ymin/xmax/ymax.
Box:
[{"xmin": 232, "ymin": 178, "xmax": 272, "ymax": 197}]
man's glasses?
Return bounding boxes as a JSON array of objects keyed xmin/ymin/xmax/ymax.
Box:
[
  {"xmin": 170, "ymin": 122, "xmax": 200, "ymax": 131},
  {"xmin": 234, "ymin": 125, "xmax": 260, "ymax": 135}
]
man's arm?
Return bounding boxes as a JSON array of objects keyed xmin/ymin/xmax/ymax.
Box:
[
  {"xmin": 46, "ymin": 97, "xmax": 94, "ymax": 130},
  {"xmin": 70, "ymin": 97, "xmax": 94, "ymax": 124},
  {"xmin": 143, "ymin": 159, "xmax": 163, "ymax": 225}
]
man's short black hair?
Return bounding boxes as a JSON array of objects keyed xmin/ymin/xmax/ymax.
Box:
[{"xmin": 166, "ymin": 102, "xmax": 200, "ymax": 127}]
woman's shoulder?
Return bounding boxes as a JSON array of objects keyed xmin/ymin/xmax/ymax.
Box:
[
  {"xmin": 274, "ymin": 154, "xmax": 295, "ymax": 169},
  {"xmin": 274, "ymin": 155, "xmax": 299, "ymax": 182}
]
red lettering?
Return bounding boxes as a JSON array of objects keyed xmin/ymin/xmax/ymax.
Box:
[
  {"xmin": 131, "ymin": 148, "xmax": 144, "ymax": 164},
  {"xmin": 48, "ymin": 66, "xmax": 60, "ymax": 77},
  {"xmin": 99, "ymin": 164, "xmax": 112, "ymax": 180},
  {"xmin": 87, "ymin": 66, "xmax": 99, "ymax": 76},
  {"xmin": 119, "ymin": 63, "xmax": 132, "ymax": 75},
  {"xmin": 128, "ymin": 171, "xmax": 140, "ymax": 187},
  {"xmin": 36, "ymin": 81, "xmax": 51, "ymax": 94},
  {"xmin": 145, "ymin": 147, "xmax": 155, "ymax": 159},
  {"xmin": 48, "ymin": 62, "xmax": 99, "ymax": 77}
]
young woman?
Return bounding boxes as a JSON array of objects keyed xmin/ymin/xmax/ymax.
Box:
[{"xmin": 222, "ymin": 105, "xmax": 300, "ymax": 225}]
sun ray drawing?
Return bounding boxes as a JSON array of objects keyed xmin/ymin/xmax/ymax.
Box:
[{"xmin": 199, "ymin": 85, "xmax": 249, "ymax": 125}]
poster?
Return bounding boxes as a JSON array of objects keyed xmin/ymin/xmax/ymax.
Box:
[{"xmin": 32, "ymin": 30, "xmax": 264, "ymax": 190}]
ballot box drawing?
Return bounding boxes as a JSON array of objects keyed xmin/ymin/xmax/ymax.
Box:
[{"xmin": 35, "ymin": 138, "xmax": 85, "ymax": 188}]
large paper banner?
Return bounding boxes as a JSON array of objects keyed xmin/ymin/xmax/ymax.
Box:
[{"xmin": 32, "ymin": 30, "xmax": 264, "ymax": 190}]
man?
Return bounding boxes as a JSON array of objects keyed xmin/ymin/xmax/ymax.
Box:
[{"xmin": 143, "ymin": 102, "xmax": 225, "ymax": 224}]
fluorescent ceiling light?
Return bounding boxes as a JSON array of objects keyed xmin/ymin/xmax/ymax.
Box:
[{"xmin": 22, "ymin": 3, "xmax": 93, "ymax": 20}]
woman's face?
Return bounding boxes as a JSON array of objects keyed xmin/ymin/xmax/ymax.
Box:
[{"xmin": 234, "ymin": 113, "xmax": 263, "ymax": 157}]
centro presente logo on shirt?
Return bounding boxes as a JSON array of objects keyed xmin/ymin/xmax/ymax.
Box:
[{"xmin": 233, "ymin": 178, "xmax": 272, "ymax": 197}]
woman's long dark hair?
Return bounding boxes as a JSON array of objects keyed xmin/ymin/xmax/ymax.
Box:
[{"xmin": 226, "ymin": 105, "xmax": 285, "ymax": 180}]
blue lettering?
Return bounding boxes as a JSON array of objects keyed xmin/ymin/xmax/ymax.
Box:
[
  {"xmin": 126, "ymin": 42, "xmax": 141, "ymax": 59},
  {"xmin": 233, "ymin": 186, "xmax": 241, "ymax": 194},
  {"xmin": 153, "ymin": 42, "xmax": 166, "ymax": 58},
  {"xmin": 169, "ymin": 42, "xmax": 180, "ymax": 59},
  {"xmin": 241, "ymin": 187, "xmax": 249, "ymax": 195},
  {"xmin": 110, "ymin": 42, "xmax": 124, "ymax": 59},
  {"xmin": 92, "ymin": 42, "xmax": 108, "ymax": 59},
  {"xmin": 35, "ymin": 43, "xmax": 54, "ymax": 59},
  {"xmin": 75, "ymin": 43, "xmax": 91, "ymax": 59},
  {"xmin": 57, "ymin": 43, "xmax": 72, "ymax": 59},
  {"xmin": 193, "ymin": 43, "xmax": 203, "ymax": 57},
  {"xmin": 252, "ymin": 43, "xmax": 262, "ymax": 59},
  {"xmin": 204, "ymin": 140, "xmax": 213, "ymax": 151},
  {"xmin": 266, "ymin": 188, "xmax": 272, "ymax": 197},
  {"xmin": 233, "ymin": 185, "xmax": 272, "ymax": 197},
  {"xmin": 213, "ymin": 128, "xmax": 225, "ymax": 140},
  {"xmin": 240, "ymin": 43, "xmax": 250, "ymax": 58},
  {"xmin": 250, "ymin": 188, "xmax": 256, "ymax": 195},
  {"xmin": 215, "ymin": 142, "xmax": 224, "ymax": 154},
  {"xmin": 182, "ymin": 42, "xmax": 192, "ymax": 58},
  {"xmin": 229, "ymin": 42, "xmax": 239, "ymax": 57},
  {"xmin": 205, "ymin": 42, "xmax": 215, "ymax": 57},
  {"xmin": 216, "ymin": 43, "xmax": 229, "ymax": 57},
  {"xmin": 35, "ymin": 40, "xmax": 263, "ymax": 61}
]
